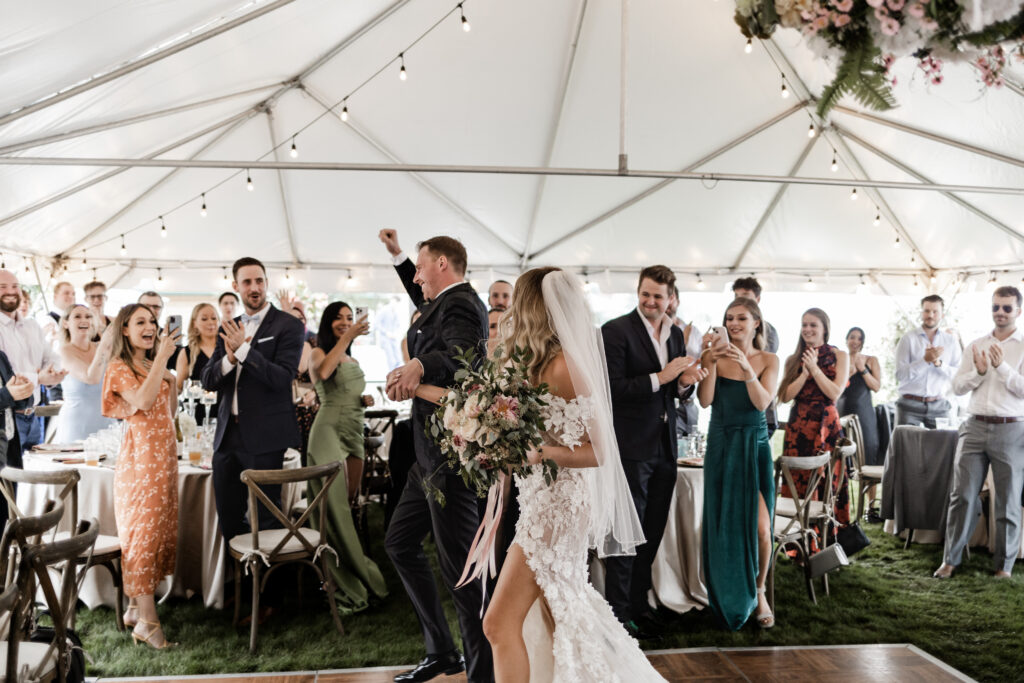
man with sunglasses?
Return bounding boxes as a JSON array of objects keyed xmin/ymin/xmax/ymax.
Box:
[
  {"xmin": 894, "ymin": 294, "xmax": 962, "ymax": 427},
  {"xmin": 935, "ymin": 286, "xmax": 1024, "ymax": 580}
]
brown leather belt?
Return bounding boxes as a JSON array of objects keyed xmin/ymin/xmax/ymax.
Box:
[
  {"xmin": 15, "ymin": 408, "xmax": 34, "ymax": 416},
  {"xmin": 972, "ymin": 415, "xmax": 1024, "ymax": 424},
  {"xmin": 902, "ymin": 394, "xmax": 943, "ymax": 403}
]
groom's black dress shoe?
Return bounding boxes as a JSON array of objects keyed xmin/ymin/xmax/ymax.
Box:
[
  {"xmin": 624, "ymin": 619, "xmax": 660, "ymax": 641},
  {"xmin": 393, "ymin": 651, "xmax": 465, "ymax": 682}
]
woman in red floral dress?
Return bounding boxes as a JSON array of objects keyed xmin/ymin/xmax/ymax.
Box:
[{"xmin": 778, "ymin": 308, "xmax": 852, "ymax": 526}]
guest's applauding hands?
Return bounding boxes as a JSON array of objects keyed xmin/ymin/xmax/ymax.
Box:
[
  {"xmin": 38, "ymin": 363, "xmax": 68, "ymax": 386},
  {"xmin": 219, "ymin": 317, "xmax": 247, "ymax": 364},
  {"xmin": 988, "ymin": 343, "xmax": 1003, "ymax": 368},
  {"xmin": 801, "ymin": 346, "xmax": 819, "ymax": 375},
  {"xmin": 923, "ymin": 345, "xmax": 944, "ymax": 365},
  {"xmin": 656, "ymin": 356, "xmax": 692, "ymax": 385},
  {"xmin": 6, "ymin": 374, "xmax": 35, "ymax": 401},
  {"xmin": 972, "ymin": 344, "xmax": 989, "ymax": 374}
]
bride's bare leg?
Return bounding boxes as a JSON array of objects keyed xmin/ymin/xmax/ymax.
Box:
[
  {"xmin": 483, "ymin": 543, "xmax": 542, "ymax": 683},
  {"xmin": 756, "ymin": 493, "xmax": 773, "ymax": 620}
]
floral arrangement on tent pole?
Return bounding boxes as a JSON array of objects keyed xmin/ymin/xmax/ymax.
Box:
[{"xmin": 734, "ymin": 0, "xmax": 1024, "ymax": 116}]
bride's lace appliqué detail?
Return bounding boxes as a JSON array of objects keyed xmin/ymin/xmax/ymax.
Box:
[{"xmin": 513, "ymin": 397, "xmax": 665, "ymax": 682}]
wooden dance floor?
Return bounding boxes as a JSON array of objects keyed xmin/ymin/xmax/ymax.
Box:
[{"xmin": 99, "ymin": 644, "xmax": 973, "ymax": 682}]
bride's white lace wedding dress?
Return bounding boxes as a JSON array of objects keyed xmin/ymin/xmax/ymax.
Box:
[{"xmin": 511, "ymin": 396, "xmax": 666, "ymax": 682}]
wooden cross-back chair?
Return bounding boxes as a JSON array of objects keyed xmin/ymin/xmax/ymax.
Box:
[
  {"xmin": 228, "ymin": 461, "xmax": 344, "ymax": 653},
  {"xmin": 0, "ymin": 466, "xmax": 126, "ymax": 632}
]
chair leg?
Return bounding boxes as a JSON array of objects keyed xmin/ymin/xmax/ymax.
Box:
[
  {"xmin": 233, "ymin": 560, "xmax": 242, "ymax": 626},
  {"xmin": 904, "ymin": 528, "xmax": 914, "ymax": 550},
  {"xmin": 249, "ymin": 564, "xmax": 260, "ymax": 654},
  {"xmin": 108, "ymin": 559, "xmax": 126, "ymax": 632},
  {"xmin": 321, "ymin": 557, "xmax": 345, "ymax": 637}
]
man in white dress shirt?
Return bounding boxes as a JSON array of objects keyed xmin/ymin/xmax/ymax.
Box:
[
  {"xmin": 895, "ymin": 294, "xmax": 962, "ymax": 427},
  {"xmin": 0, "ymin": 270, "xmax": 67, "ymax": 452},
  {"xmin": 934, "ymin": 286, "xmax": 1024, "ymax": 579}
]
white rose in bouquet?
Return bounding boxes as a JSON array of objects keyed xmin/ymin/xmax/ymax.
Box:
[
  {"xmin": 458, "ymin": 417, "xmax": 481, "ymax": 442},
  {"xmin": 464, "ymin": 393, "xmax": 487, "ymax": 419},
  {"xmin": 443, "ymin": 403, "xmax": 459, "ymax": 431}
]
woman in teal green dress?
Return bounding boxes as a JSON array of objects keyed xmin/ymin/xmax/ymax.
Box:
[
  {"xmin": 697, "ymin": 297, "xmax": 779, "ymax": 630},
  {"xmin": 307, "ymin": 301, "xmax": 388, "ymax": 614}
]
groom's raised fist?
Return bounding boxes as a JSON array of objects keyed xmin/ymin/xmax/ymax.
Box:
[{"xmin": 378, "ymin": 229, "xmax": 402, "ymax": 257}]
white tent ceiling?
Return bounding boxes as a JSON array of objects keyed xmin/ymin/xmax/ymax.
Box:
[{"xmin": 2, "ymin": 0, "xmax": 1024, "ymax": 297}]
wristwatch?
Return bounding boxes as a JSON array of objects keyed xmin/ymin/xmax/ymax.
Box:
[{"xmin": 934, "ymin": 359, "xmax": 943, "ymax": 367}]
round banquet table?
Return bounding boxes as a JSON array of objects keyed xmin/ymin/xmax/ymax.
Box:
[
  {"xmin": 16, "ymin": 449, "xmax": 301, "ymax": 610},
  {"xmin": 650, "ymin": 465, "xmax": 707, "ymax": 614}
]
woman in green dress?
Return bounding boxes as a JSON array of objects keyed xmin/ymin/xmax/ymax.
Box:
[
  {"xmin": 307, "ymin": 301, "xmax": 388, "ymax": 614},
  {"xmin": 697, "ymin": 298, "xmax": 779, "ymax": 630}
]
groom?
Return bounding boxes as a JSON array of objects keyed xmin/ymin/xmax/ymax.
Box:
[
  {"xmin": 602, "ymin": 265, "xmax": 705, "ymax": 637},
  {"xmin": 379, "ymin": 230, "xmax": 492, "ymax": 683}
]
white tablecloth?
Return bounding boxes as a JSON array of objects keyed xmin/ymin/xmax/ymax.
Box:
[
  {"xmin": 16, "ymin": 450, "xmax": 301, "ymax": 610},
  {"xmin": 651, "ymin": 466, "xmax": 707, "ymax": 614}
]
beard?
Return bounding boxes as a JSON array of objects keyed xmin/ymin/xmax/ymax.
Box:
[{"xmin": 0, "ymin": 296, "xmax": 19, "ymax": 314}]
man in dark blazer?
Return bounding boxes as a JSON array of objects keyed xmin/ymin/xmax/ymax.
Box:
[
  {"xmin": 379, "ymin": 229, "xmax": 492, "ymax": 683},
  {"xmin": 601, "ymin": 265, "xmax": 706, "ymax": 637},
  {"xmin": 0, "ymin": 351, "xmax": 33, "ymax": 529},
  {"xmin": 201, "ymin": 257, "xmax": 305, "ymax": 542}
]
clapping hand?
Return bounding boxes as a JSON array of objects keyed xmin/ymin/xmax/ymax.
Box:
[
  {"xmin": 853, "ymin": 354, "xmax": 867, "ymax": 373},
  {"xmin": 220, "ymin": 318, "xmax": 246, "ymax": 353},
  {"xmin": 988, "ymin": 343, "xmax": 1004, "ymax": 369},
  {"xmin": 801, "ymin": 347, "xmax": 818, "ymax": 374},
  {"xmin": 276, "ymin": 290, "xmax": 295, "ymax": 312},
  {"xmin": 680, "ymin": 361, "xmax": 710, "ymax": 386},
  {"xmin": 6, "ymin": 374, "xmax": 35, "ymax": 401},
  {"xmin": 656, "ymin": 356, "xmax": 692, "ymax": 385},
  {"xmin": 973, "ymin": 345, "xmax": 989, "ymax": 374},
  {"xmin": 37, "ymin": 364, "xmax": 68, "ymax": 386},
  {"xmin": 923, "ymin": 346, "xmax": 944, "ymax": 364}
]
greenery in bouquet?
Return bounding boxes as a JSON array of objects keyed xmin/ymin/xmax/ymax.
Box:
[
  {"xmin": 734, "ymin": 0, "xmax": 1024, "ymax": 117},
  {"xmin": 426, "ymin": 346, "xmax": 556, "ymax": 504}
]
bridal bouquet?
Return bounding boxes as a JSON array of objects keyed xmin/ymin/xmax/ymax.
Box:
[{"xmin": 427, "ymin": 346, "xmax": 556, "ymax": 502}]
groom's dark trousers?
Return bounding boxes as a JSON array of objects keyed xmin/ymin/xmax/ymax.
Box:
[{"xmin": 384, "ymin": 258, "xmax": 492, "ymax": 682}]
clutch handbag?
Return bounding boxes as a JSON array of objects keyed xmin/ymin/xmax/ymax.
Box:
[{"xmin": 809, "ymin": 543, "xmax": 850, "ymax": 579}]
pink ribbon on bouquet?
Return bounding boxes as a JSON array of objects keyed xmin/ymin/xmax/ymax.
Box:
[{"xmin": 456, "ymin": 472, "xmax": 505, "ymax": 615}]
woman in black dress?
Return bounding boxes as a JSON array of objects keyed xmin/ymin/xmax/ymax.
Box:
[
  {"xmin": 836, "ymin": 326, "xmax": 882, "ymax": 518},
  {"xmin": 175, "ymin": 303, "xmax": 219, "ymax": 425}
]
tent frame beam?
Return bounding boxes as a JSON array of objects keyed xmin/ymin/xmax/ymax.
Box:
[
  {"xmin": 265, "ymin": 108, "xmax": 300, "ymax": 264},
  {"xmin": 836, "ymin": 124, "xmax": 1024, "ymax": 248},
  {"xmin": 5, "ymin": 154, "xmax": 1022, "ymax": 195},
  {"xmin": 0, "ymin": 0, "xmax": 299, "ymax": 128},
  {"xmin": 0, "ymin": 83, "xmax": 280, "ymax": 155},
  {"xmin": 61, "ymin": 110, "xmax": 261, "ymax": 255},
  {"xmin": 0, "ymin": 108, "xmax": 257, "ymax": 230},
  {"xmin": 730, "ymin": 134, "xmax": 818, "ymax": 270},
  {"xmin": 526, "ymin": 101, "xmax": 809, "ymax": 261},
  {"xmin": 301, "ymin": 85, "xmax": 520, "ymax": 258},
  {"xmin": 520, "ymin": 0, "xmax": 589, "ymax": 268}
]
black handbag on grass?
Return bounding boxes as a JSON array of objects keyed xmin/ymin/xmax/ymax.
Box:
[{"xmin": 837, "ymin": 522, "xmax": 871, "ymax": 556}]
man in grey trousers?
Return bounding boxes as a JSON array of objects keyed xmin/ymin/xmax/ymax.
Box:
[{"xmin": 934, "ymin": 286, "xmax": 1024, "ymax": 579}]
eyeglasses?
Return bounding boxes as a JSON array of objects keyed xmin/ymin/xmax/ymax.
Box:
[
  {"xmin": 992, "ymin": 304, "xmax": 1017, "ymax": 314},
  {"xmin": 85, "ymin": 293, "xmax": 107, "ymax": 301}
]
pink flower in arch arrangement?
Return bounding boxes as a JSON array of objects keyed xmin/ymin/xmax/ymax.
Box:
[
  {"xmin": 880, "ymin": 15, "xmax": 901, "ymax": 36},
  {"xmin": 833, "ymin": 12, "xmax": 851, "ymax": 28}
]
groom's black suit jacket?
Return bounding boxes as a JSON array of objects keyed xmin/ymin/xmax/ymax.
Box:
[
  {"xmin": 602, "ymin": 309, "xmax": 687, "ymax": 462},
  {"xmin": 0, "ymin": 351, "xmax": 28, "ymax": 469},
  {"xmin": 397, "ymin": 259, "xmax": 488, "ymax": 472}
]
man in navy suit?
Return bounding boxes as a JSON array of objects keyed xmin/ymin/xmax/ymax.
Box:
[
  {"xmin": 0, "ymin": 350, "xmax": 34, "ymax": 530},
  {"xmin": 601, "ymin": 265, "xmax": 706, "ymax": 637},
  {"xmin": 202, "ymin": 257, "xmax": 305, "ymax": 542}
]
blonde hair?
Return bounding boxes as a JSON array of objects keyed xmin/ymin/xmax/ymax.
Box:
[
  {"xmin": 186, "ymin": 303, "xmax": 218, "ymax": 377},
  {"xmin": 494, "ymin": 267, "xmax": 562, "ymax": 385}
]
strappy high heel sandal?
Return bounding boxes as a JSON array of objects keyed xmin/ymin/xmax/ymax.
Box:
[
  {"xmin": 756, "ymin": 587, "xmax": 775, "ymax": 629},
  {"xmin": 131, "ymin": 619, "xmax": 177, "ymax": 650}
]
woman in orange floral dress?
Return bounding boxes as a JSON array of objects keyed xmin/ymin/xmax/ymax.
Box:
[
  {"xmin": 101, "ymin": 303, "xmax": 181, "ymax": 649},
  {"xmin": 778, "ymin": 308, "xmax": 852, "ymax": 527}
]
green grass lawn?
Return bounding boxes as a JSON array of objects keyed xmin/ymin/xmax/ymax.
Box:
[{"xmin": 76, "ymin": 507, "xmax": 1023, "ymax": 681}]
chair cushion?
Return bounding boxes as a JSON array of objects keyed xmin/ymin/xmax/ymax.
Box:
[
  {"xmin": 775, "ymin": 496, "xmax": 829, "ymax": 519},
  {"xmin": 0, "ymin": 640, "xmax": 57, "ymax": 680},
  {"xmin": 228, "ymin": 528, "xmax": 322, "ymax": 559},
  {"xmin": 774, "ymin": 515, "xmax": 805, "ymax": 541},
  {"xmin": 861, "ymin": 465, "xmax": 885, "ymax": 480},
  {"xmin": 52, "ymin": 531, "xmax": 121, "ymax": 556}
]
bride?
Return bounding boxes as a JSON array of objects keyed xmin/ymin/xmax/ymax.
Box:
[{"xmin": 480, "ymin": 267, "xmax": 666, "ymax": 682}]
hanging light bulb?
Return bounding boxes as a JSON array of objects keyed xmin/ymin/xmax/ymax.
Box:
[
  {"xmin": 873, "ymin": 210, "xmax": 881, "ymax": 226},
  {"xmin": 92, "ymin": 268, "xmax": 97, "ymax": 280},
  {"xmin": 399, "ymin": 53, "xmax": 407, "ymax": 81},
  {"xmin": 850, "ymin": 187, "xmax": 858, "ymax": 200},
  {"xmin": 290, "ymin": 137, "xmax": 298, "ymax": 159},
  {"xmin": 986, "ymin": 273, "xmax": 998, "ymax": 293},
  {"xmin": 24, "ymin": 261, "xmax": 30, "ymax": 274},
  {"xmin": 893, "ymin": 234, "xmax": 901, "ymax": 249},
  {"xmin": 246, "ymin": 170, "xmax": 254, "ymax": 192},
  {"xmin": 807, "ymin": 123, "xmax": 816, "ymax": 138},
  {"xmin": 856, "ymin": 274, "xmax": 869, "ymax": 295},
  {"xmin": 831, "ymin": 153, "xmax": 838, "ymax": 173},
  {"xmin": 0, "ymin": 254, "xmax": 6, "ymax": 270},
  {"xmin": 222, "ymin": 267, "xmax": 230, "ymax": 284},
  {"xmin": 200, "ymin": 193, "xmax": 208, "ymax": 217},
  {"xmin": 157, "ymin": 268, "xmax": 163, "ymax": 282},
  {"xmin": 910, "ymin": 251, "xmax": 917, "ymax": 265},
  {"xmin": 62, "ymin": 261, "xmax": 68, "ymax": 273},
  {"xmin": 81, "ymin": 251, "xmax": 88, "ymax": 271},
  {"xmin": 340, "ymin": 100, "xmax": 349, "ymax": 122},
  {"xmin": 780, "ymin": 74, "xmax": 789, "ymax": 98},
  {"xmin": 120, "ymin": 235, "xmax": 127, "ymax": 256},
  {"xmin": 160, "ymin": 215, "xmax": 167, "ymax": 238},
  {"xmin": 744, "ymin": 38, "xmax": 752, "ymax": 54},
  {"xmin": 804, "ymin": 276, "xmax": 816, "ymax": 290},
  {"xmin": 285, "ymin": 267, "xmax": 292, "ymax": 282},
  {"xmin": 695, "ymin": 273, "xmax": 706, "ymax": 290},
  {"xmin": 912, "ymin": 274, "xmax": 920, "ymax": 290},
  {"xmin": 459, "ymin": 3, "xmax": 470, "ymax": 31}
]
